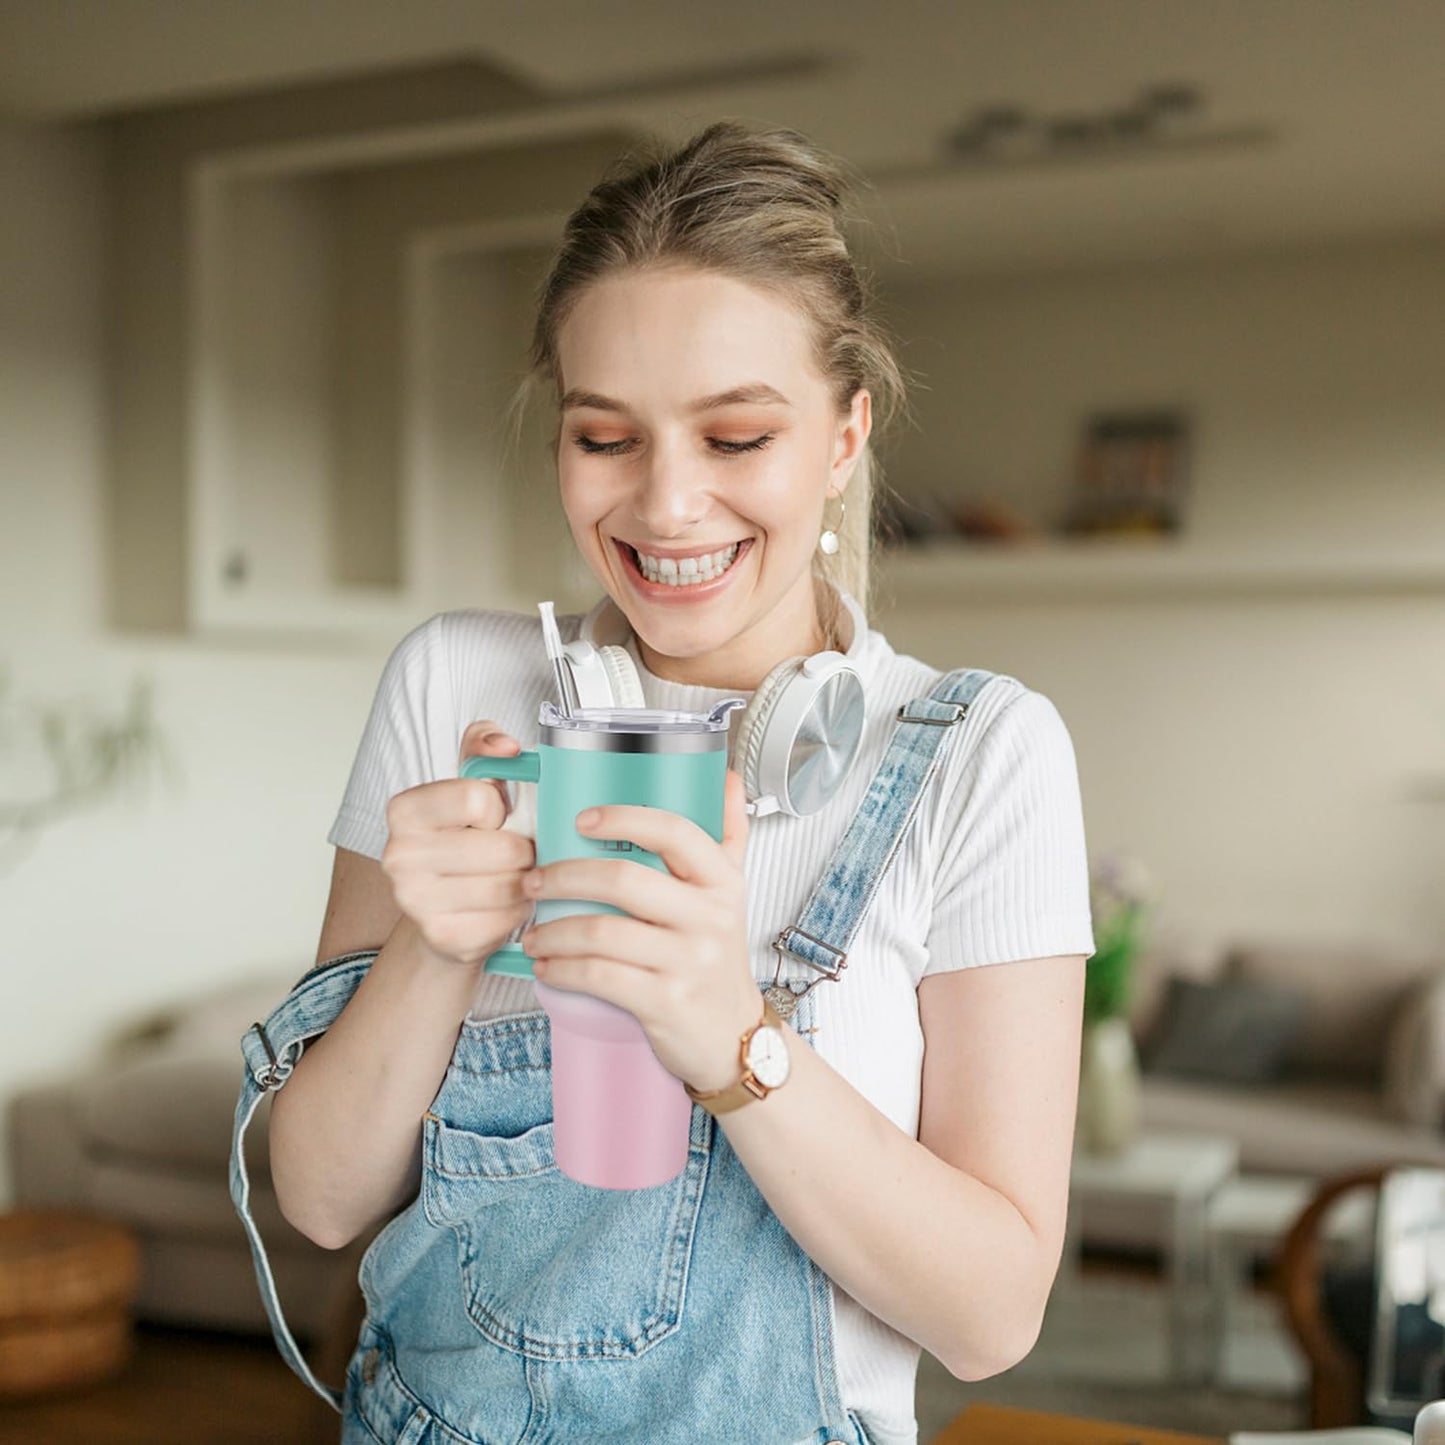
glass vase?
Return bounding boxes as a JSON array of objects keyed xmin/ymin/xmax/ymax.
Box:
[{"xmin": 1078, "ymin": 1014, "xmax": 1141, "ymax": 1156}]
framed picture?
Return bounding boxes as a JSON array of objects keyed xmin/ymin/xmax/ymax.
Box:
[{"xmin": 1062, "ymin": 409, "xmax": 1191, "ymax": 538}]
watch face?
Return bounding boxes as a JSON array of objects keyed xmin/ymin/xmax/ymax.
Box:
[{"xmin": 747, "ymin": 1025, "xmax": 790, "ymax": 1089}]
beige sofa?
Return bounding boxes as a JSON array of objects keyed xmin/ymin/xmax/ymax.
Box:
[
  {"xmin": 9, "ymin": 937, "xmax": 1445, "ymax": 1332},
  {"xmin": 1081, "ymin": 932, "xmax": 1445, "ymax": 1251},
  {"xmin": 5, "ymin": 968, "xmax": 355, "ymax": 1339}
]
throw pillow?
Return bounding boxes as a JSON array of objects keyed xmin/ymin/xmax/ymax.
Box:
[
  {"xmin": 1225, "ymin": 942, "xmax": 1438, "ymax": 1085},
  {"xmin": 1142, "ymin": 974, "xmax": 1308, "ymax": 1085},
  {"xmin": 1382, "ymin": 969, "xmax": 1445, "ymax": 1128}
]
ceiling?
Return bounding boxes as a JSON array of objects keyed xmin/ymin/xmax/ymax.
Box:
[{"xmin": 3, "ymin": 0, "xmax": 1444, "ymax": 281}]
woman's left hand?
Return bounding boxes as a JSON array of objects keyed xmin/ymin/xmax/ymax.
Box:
[{"xmin": 518, "ymin": 768, "xmax": 762, "ymax": 1093}]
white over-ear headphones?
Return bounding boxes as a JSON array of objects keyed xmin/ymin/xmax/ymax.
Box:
[{"xmin": 565, "ymin": 599, "xmax": 868, "ymax": 819}]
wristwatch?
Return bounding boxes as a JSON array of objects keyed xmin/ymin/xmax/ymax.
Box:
[{"xmin": 683, "ymin": 997, "xmax": 791, "ymax": 1115}]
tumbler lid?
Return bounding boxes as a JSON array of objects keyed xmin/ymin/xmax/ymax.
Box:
[{"xmin": 540, "ymin": 699, "xmax": 743, "ymax": 734}]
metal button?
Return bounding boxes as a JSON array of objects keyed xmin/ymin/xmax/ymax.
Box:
[{"xmin": 361, "ymin": 1348, "xmax": 380, "ymax": 1385}]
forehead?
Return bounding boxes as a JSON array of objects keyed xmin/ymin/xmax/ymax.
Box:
[{"xmin": 555, "ymin": 266, "xmax": 825, "ymax": 407}]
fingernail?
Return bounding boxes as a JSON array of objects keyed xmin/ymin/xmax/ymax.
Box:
[{"xmin": 577, "ymin": 808, "xmax": 599, "ymax": 829}]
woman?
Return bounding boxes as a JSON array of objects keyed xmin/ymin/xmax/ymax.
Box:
[{"xmin": 242, "ymin": 121, "xmax": 1095, "ymax": 1445}]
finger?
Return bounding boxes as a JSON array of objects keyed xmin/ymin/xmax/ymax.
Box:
[
  {"xmin": 530, "ymin": 856, "xmax": 692, "ymax": 928},
  {"xmin": 529, "ymin": 951, "xmax": 652, "ymax": 1015},
  {"xmin": 399, "ymin": 870, "xmax": 534, "ymax": 914},
  {"xmin": 391, "ymin": 826, "xmax": 534, "ymax": 878},
  {"xmin": 524, "ymin": 912, "xmax": 668, "ymax": 974},
  {"xmin": 389, "ymin": 775, "xmax": 510, "ymax": 835},
  {"xmin": 458, "ymin": 719, "xmax": 520, "ymax": 766},
  {"xmin": 460, "ymin": 721, "xmax": 525, "ymax": 812},
  {"xmin": 574, "ymin": 805, "xmax": 719, "ymax": 885},
  {"xmin": 720, "ymin": 769, "xmax": 749, "ymax": 871}
]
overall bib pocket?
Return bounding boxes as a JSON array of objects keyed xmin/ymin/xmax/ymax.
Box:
[{"xmin": 421, "ymin": 1109, "xmax": 711, "ymax": 1360}]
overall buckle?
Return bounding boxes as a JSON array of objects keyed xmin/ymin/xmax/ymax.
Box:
[
  {"xmin": 249, "ymin": 1022, "xmax": 294, "ymax": 1091},
  {"xmin": 896, "ymin": 701, "xmax": 968, "ymax": 726},
  {"xmin": 772, "ymin": 925, "xmax": 848, "ymax": 980}
]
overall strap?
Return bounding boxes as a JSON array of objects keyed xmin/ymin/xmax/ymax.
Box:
[
  {"xmin": 769, "ymin": 667, "xmax": 1000, "ymax": 1003},
  {"xmin": 229, "ymin": 950, "xmax": 379, "ymax": 1413}
]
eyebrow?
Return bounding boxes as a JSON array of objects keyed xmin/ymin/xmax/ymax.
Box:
[{"xmin": 559, "ymin": 383, "xmax": 793, "ymax": 414}]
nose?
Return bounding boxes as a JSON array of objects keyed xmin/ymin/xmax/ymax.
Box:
[{"xmin": 630, "ymin": 439, "xmax": 710, "ymax": 539}]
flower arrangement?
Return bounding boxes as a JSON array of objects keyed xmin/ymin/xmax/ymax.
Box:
[{"xmin": 1083, "ymin": 853, "xmax": 1155, "ymax": 1027}]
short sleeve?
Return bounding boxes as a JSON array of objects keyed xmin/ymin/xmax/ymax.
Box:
[
  {"xmin": 923, "ymin": 687, "xmax": 1096, "ymax": 976},
  {"xmin": 325, "ymin": 613, "xmax": 451, "ymax": 859}
]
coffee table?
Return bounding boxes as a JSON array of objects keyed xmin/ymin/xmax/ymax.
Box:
[
  {"xmin": 1062, "ymin": 1130, "xmax": 1239, "ymax": 1385},
  {"xmin": 1204, "ymin": 1171, "xmax": 1376, "ymax": 1386}
]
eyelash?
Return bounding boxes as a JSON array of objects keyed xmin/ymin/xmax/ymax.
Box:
[{"xmin": 570, "ymin": 433, "xmax": 775, "ymax": 458}]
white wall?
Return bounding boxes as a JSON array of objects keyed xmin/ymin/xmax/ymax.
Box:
[
  {"xmin": 875, "ymin": 235, "xmax": 1445, "ymax": 988},
  {"xmin": 0, "ymin": 120, "xmax": 394, "ymax": 1203}
]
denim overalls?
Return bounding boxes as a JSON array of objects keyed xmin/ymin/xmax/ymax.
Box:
[{"xmin": 231, "ymin": 666, "xmax": 998, "ymax": 1445}]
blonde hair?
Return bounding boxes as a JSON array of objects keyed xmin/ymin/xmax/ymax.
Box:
[{"xmin": 507, "ymin": 121, "xmax": 908, "ymax": 632}]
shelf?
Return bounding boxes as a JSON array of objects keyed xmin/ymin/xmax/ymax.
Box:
[{"xmin": 875, "ymin": 536, "xmax": 1445, "ymax": 601}]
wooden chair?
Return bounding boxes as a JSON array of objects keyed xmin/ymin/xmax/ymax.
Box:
[
  {"xmin": 1269, "ymin": 1159, "xmax": 1444, "ymax": 1430},
  {"xmin": 1269, "ymin": 1164, "xmax": 1385, "ymax": 1427}
]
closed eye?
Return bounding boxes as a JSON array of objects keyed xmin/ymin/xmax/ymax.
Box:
[
  {"xmin": 571, "ymin": 434, "xmax": 775, "ymax": 457},
  {"xmin": 712, "ymin": 434, "xmax": 775, "ymax": 455}
]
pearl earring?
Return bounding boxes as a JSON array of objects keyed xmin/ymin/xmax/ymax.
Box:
[{"xmin": 818, "ymin": 494, "xmax": 845, "ymax": 556}]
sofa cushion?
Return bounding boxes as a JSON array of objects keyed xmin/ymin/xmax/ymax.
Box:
[
  {"xmin": 74, "ymin": 1054, "xmax": 276, "ymax": 1183},
  {"xmin": 1127, "ymin": 933, "xmax": 1229, "ymax": 1048},
  {"xmin": 1143, "ymin": 975, "xmax": 1307, "ymax": 1084},
  {"xmin": 1383, "ymin": 968, "xmax": 1445, "ymax": 1128},
  {"xmin": 1140, "ymin": 1075, "xmax": 1445, "ymax": 1177},
  {"xmin": 163, "ymin": 970, "xmax": 297, "ymax": 1055},
  {"xmin": 1225, "ymin": 942, "xmax": 1442, "ymax": 1085}
]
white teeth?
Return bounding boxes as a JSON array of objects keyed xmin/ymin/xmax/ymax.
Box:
[{"xmin": 633, "ymin": 542, "xmax": 741, "ymax": 587}]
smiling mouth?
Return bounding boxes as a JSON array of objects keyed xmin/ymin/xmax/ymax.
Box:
[{"xmin": 615, "ymin": 538, "xmax": 751, "ymax": 588}]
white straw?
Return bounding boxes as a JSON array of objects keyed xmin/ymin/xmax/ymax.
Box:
[{"xmin": 538, "ymin": 601, "xmax": 578, "ymax": 715}]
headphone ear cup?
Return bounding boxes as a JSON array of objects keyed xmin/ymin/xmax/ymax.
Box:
[
  {"xmin": 734, "ymin": 656, "xmax": 804, "ymax": 803},
  {"xmin": 597, "ymin": 644, "xmax": 645, "ymax": 709}
]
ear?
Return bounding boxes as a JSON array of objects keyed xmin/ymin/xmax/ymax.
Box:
[{"xmin": 830, "ymin": 387, "xmax": 873, "ymax": 493}]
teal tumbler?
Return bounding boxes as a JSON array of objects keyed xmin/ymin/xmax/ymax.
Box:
[{"xmin": 461, "ymin": 698, "xmax": 743, "ymax": 1189}]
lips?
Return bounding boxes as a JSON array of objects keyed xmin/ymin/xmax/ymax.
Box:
[{"xmin": 613, "ymin": 537, "xmax": 752, "ymax": 600}]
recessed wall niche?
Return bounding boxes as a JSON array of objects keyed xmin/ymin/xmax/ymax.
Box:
[{"xmin": 108, "ymin": 109, "xmax": 635, "ymax": 640}]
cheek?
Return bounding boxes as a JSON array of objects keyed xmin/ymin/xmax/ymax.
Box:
[
  {"xmin": 752, "ymin": 457, "xmax": 822, "ymax": 539},
  {"xmin": 556, "ymin": 472, "xmax": 600, "ymax": 533}
]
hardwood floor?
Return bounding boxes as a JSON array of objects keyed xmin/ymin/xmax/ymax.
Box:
[
  {"xmin": 0, "ymin": 1252, "xmax": 1301, "ymax": 1444},
  {"xmin": 0, "ymin": 1324, "xmax": 330, "ymax": 1445}
]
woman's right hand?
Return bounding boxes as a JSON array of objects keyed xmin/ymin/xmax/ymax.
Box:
[{"xmin": 380, "ymin": 721, "xmax": 536, "ymax": 968}]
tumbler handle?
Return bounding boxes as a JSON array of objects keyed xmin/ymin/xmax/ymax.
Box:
[
  {"xmin": 461, "ymin": 752, "xmax": 540, "ymax": 784},
  {"xmin": 460, "ymin": 751, "xmax": 541, "ymax": 977}
]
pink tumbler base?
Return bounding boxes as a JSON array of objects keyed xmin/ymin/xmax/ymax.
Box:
[{"xmin": 547, "ymin": 1009, "xmax": 693, "ymax": 1190}]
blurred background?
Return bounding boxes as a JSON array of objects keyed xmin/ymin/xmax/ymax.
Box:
[{"xmin": 3, "ymin": 1, "xmax": 1445, "ymax": 1441}]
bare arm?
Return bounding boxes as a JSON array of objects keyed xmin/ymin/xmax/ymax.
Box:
[
  {"xmin": 268, "ymin": 724, "xmax": 533, "ymax": 1250},
  {"xmin": 715, "ymin": 953, "xmax": 1086, "ymax": 1381},
  {"xmin": 268, "ymin": 877, "xmax": 483, "ymax": 1249}
]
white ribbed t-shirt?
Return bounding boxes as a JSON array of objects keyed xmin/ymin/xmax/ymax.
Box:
[{"xmin": 325, "ymin": 587, "xmax": 1095, "ymax": 1445}]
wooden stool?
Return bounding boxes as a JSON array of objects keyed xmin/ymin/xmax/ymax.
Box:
[{"xmin": 0, "ymin": 1210, "xmax": 141, "ymax": 1397}]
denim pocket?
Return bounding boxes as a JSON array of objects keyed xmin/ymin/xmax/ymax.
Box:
[{"xmin": 421, "ymin": 1109, "xmax": 711, "ymax": 1360}]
